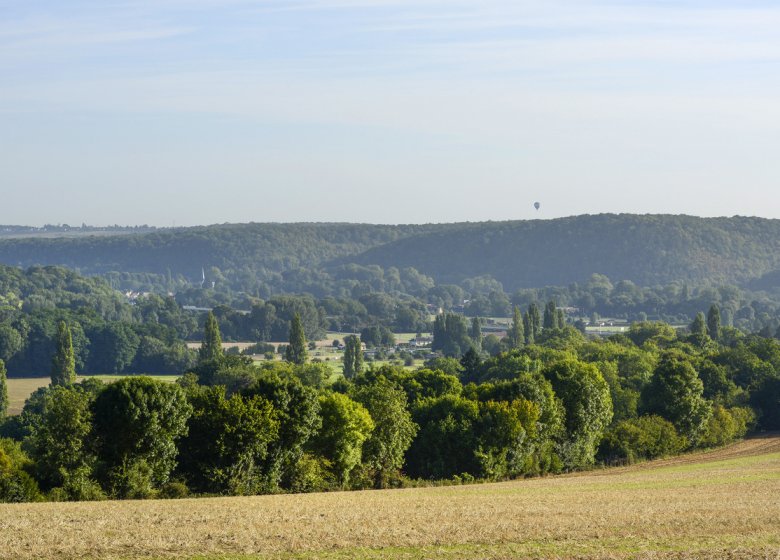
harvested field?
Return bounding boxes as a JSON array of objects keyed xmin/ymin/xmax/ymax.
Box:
[
  {"xmin": 5, "ymin": 376, "xmax": 180, "ymax": 416},
  {"xmin": 4, "ymin": 377, "xmax": 49, "ymax": 416},
  {"xmin": 2, "ymin": 436, "xmax": 779, "ymax": 560}
]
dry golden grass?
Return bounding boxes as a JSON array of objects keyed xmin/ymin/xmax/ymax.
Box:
[
  {"xmin": 4, "ymin": 377, "xmax": 49, "ymax": 416},
  {"xmin": 2, "ymin": 436, "xmax": 780, "ymax": 560},
  {"xmin": 5, "ymin": 376, "xmax": 180, "ymax": 416}
]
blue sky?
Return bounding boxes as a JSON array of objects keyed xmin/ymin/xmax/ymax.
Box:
[{"xmin": 2, "ymin": 0, "xmax": 780, "ymax": 226}]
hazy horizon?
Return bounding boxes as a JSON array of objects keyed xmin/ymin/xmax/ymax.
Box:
[
  {"xmin": 4, "ymin": 211, "xmax": 778, "ymax": 230},
  {"xmin": 3, "ymin": 1, "xmax": 780, "ymax": 226}
]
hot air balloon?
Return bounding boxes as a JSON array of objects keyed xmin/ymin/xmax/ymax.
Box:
[{"xmin": 534, "ymin": 202, "xmax": 540, "ymax": 211}]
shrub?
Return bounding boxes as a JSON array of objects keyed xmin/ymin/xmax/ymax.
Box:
[
  {"xmin": 598, "ymin": 415, "xmax": 687, "ymax": 464},
  {"xmin": 242, "ymin": 342, "xmax": 276, "ymax": 355},
  {"xmin": 159, "ymin": 480, "xmax": 189, "ymax": 499},
  {"xmin": 0, "ymin": 438, "xmax": 42, "ymax": 503},
  {"xmin": 285, "ymin": 453, "xmax": 334, "ymax": 493},
  {"xmin": 698, "ymin": 406, "xmax": 756, "ymax": 449}
]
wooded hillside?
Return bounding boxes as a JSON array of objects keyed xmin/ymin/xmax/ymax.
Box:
[{"xmin": 2, "ymin": 215, "xmax": 780, "ymax": 292}]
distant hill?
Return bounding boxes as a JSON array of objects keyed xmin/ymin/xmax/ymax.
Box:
[
  {"xmin": 0, "ymin": 224, "xmax": 155, "ymax": 239},
  {"xmin": 0, "ymin": 223, "xmax": 432, "ymax": 280},
  {"xmin": 0, "ymin": 215, "xmax": 779, "ymax": 292},
  {"xmin": 346, "ymin": 214, "xmax": 780, "ymax": 290}
]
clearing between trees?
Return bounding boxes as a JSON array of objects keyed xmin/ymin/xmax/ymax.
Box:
[{"xmin": 1, "ymin": 435, "xmax": 779, "ymax": 560}]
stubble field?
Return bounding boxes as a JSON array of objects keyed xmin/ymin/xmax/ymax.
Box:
[
  {"xmin": 2, "ymin": 436, "xmax": 779, "ymax": 560},
  {"xmin": 5, "ymin": 376, "xmax": 181, "ymax": 416}
]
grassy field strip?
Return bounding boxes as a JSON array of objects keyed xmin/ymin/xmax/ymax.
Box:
[
  {"xmin": 1, "ymin": 437, "xmax": 779, "ymax": 560},
  {"xmin": 5, "ymin": 376, "xmax": 181, "ymax": 416},
  {"xmin": 188, "ymin": 537, "xmax": 780, "ymax": 560},
  {"xmin": 4, "ymin": 378, "xmax": 49, "ymax": 416}
]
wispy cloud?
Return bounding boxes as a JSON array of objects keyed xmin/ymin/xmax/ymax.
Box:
[{"xmin": 3, "ymin": 0, "xmax": 780, "ymax": 225}]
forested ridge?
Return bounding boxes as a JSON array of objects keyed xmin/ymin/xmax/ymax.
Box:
[
  {"xmin": 3, "ymin": 215, "xmax": 780, "ymax": 294},
  {"xmin": 350, "ymin": 214, "xmax": 780, "ymax": 289},
  {"xmin": 0, "ymin": 222, "xmax": 433, "ymax": 280}
]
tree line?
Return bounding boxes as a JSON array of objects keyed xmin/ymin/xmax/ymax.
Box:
[
  {"xmin": 2, "ymin": 305, "xmax": 777, "ymax": 503},
  {"xmin": 9, "ymin": 264, "xmax": 780, "ymax": 384}
]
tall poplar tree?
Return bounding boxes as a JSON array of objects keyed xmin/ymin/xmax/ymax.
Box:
[
  {"xmin": 707, "ymin": 305, "xmax": 721, "ymax": 341},
  {"xmin": 508, "ymin": 306, "xmax": 524, "ymax": 349},
  {"xmin": 687, "ymin": 311, "xmax": 709, "ymax": 348},
  {"xmin": 51, "ymin": 321, "xmax": 76, "ymax": 386},
  {"xmin": 523, "ymin": 311, "xmax": 534, "ymax": 345},
  {"xmin": 0, "ymin": 359, "xmax": 8, "ymax": 419},
  {"xmin": 528, "ymin": 303, "xmax": 542, "ymax": 339},
  {"xmin": 543, "ymin": 301, "xmax": 558, "ymax": 330},
  {"xmin": 285, "ymin": 313, "xmax": 308, "ymax": 365},
  {"xmin": 199, "ymin": 311, "xmax": 223, "ymax": 363},
  {"xmin": 342, "ymin": 335, "xmax": 363, "ymax": 379},
  {"xmin": 556, "ymin": 308, "xmax": 566, "ymax": 329},
  {"xmin": 469, "ymin": 317, "xmax": 482, "ymax": 350}
]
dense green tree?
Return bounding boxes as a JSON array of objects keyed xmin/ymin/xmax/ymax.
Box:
[
  {"xmin": 467, "ymin": 371, "xmax": 565, "ymax": 475},
  {"xmin": 291, "ymin": 363, "xmax": 331, "ymax": 389},
  {"xmin": 92, "ymin": 377, "xmax": 192, "ymax": 498},
  {"xmin": 543, "ymin": 301, "xmax": 558, "ymax": 330},
  {"xmin": 192, "ymin": 353, "xmax": 256, "ymax": 390},
  {"xmin": 641, "ymin": 352, "xmax": 712, "ymax": 442},
  {"xmin": 537, "ymin": 325, "xmax": 586, "ymax": 351},
  {"xmin": 0, "ymin": 438, "xmax": 42, "ymax": 503},
  {"xmin": 423, "ymin": 356, "xmax": 464, "ymax": 377},
  {"xmin": 597, "ymin": 415, "xmax": 686, "ymax": 464},
  {"xmin": 698, "ymin": 405, "xmax": 754, "ymax": 448},
  {"xmin": 543, "ymin": 359, "xmax": 613, "ymax": 468},
  {"xmin": 0, "ymin": 325, "xmax": 23, "ymax": 363},
  {"xmin": 508, "ymin": 306, "xmax": 524, "ymax": 349},
  {"xmin": 177, "ymin": 385, "xmax": 279, "ymax": 494},
  {"xmin": 0, "ymin": 360, "xmax": 7, "ymax": 420},
  {"xmin": 394, "ymin": 303, "xmax": 427, "ymax": 332},
  {"xmin": 473, "ymin": 398, "xmax": 540, "ymax": 479},
  {"xmin": 481, "ymin": 333, "xmax": 502, "ymax": 356},
  {"xmin": 523, "ymin": 310, "xmax": 534, "ymax": 345},
  {"xmin": 527, "ymin": 303, "xmax": 541, "ymax": 340},
  {"xmin": 285, "ymin": 313, "xmax": 308, "ymax": 365},
  {"xmin": 86, "ymin": 323, "xmax": 140, "ymax": 374},
  {"xmin": 707, "ymin": 304, "xmax": 722, "ymax": 341},
  {"xmin": 432, "ymin": 313, "xmax": 472, "ymax": 357},
  {"xmin": 714, "ymin": 344, "xmax": 775, "ymax": 390},
  {"xmin": 310, "ymin": 392, "xmax": 374, "ymax": 486},
  {"xmin": 477, "ymin": 350, "xmax": 536, "ymax": 383},
  {"xmin": 360, "ymin": 325, "xmax": 395, "ymax": 348},
  {"xmin": 351, "ymin": 379, "xmax": 418, "ymax": 487},
  {"xmin": 469, "ymin": 317, "xmax": 482, "ymax": 350},
  {"xmin": 25, "ymin": 384, "xmax": 103, "ymax": 500},
  {"xmin": 626, "ymin": 321, "xmax": 677, "ymax": 348},
  {"xmin": 597, "ymin": 360, "xmax": 640, "ymax": 424},
  {"xmin": 51, "ymin": 321, "xmax": 76, "ymax": 386},
  {"xmin": 459, "ymin": 347, "xmax": 482, "ymax": 384},
  {"xmin": 242, "ymin": 372, "xmax": 321, "ymax": 491},
  {"xmin": 199, "ymin": 311, "xmax": 223, "ymax": 364},
  {"xmin": 132, "ymin": 337, "xmax": 196, "ymax": 375},
  {"xmin": 689, "ymin": 312, "xmax": 708, "ymax": 346},
  {"xmin": 750, "ymin": 375, "xmax": 780, "ymax": 429},
  {"xmin": 342, "ymin": 335, "xmax": 363, "ymax": 379},
  {"xmin": 697, "ymin": 360, "xmax": 739, "ymax": 405},
  {"xmin": 397, "ymin": 368, "xmax": 462, "ymax": 405},
  {"xmin": 405, "ymin": 395, "xmax": 480, "ymax": 479}
]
